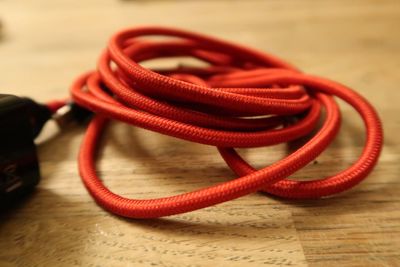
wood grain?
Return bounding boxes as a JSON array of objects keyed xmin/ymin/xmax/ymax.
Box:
[{"xmin": 0, "ymin": 0, "xmax": 399, "ymax": 266}]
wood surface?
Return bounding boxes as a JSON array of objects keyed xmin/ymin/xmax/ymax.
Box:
[{"xmin": 0, "ymin": 0, "xmax": 399, "ymax": 266}]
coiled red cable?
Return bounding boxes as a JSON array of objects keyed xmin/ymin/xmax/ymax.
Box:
[{"xmin": 65, "ymin": 26, "xmax": 382, "ymax": 218}]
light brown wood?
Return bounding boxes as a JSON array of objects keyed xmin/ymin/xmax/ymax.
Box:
[{"xmin": 0, "ymin": 0, "xmax": 399, "ymax": 266}]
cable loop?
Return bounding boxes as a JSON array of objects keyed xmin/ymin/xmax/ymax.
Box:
[{"xmin": 69, "ymin": 26, "xmax": 383, "ymax": 218}]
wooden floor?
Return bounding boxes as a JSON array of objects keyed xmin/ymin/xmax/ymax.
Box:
[{"xmin": 0, "ymin": 0, "xmax": 399, "ymax": 266}]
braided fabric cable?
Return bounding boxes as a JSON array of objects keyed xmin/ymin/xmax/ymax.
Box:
[{"xmin": 63, "ymin": 26, "xmax": 382, "ymax": 218}]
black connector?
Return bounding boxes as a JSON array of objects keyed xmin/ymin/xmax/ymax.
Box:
[{"xmin": 0, "ymin": 94, "xmax": 51, "ymax": 207}]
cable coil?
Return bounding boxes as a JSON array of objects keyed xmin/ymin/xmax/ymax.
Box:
[{"xmin": 66, "ymin": 26, "xmax": 382, "ymax": 218}]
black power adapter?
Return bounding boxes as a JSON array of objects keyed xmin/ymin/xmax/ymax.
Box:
[{"xmin": 0, "ymin": 94, "xmax": 51, "ymax": 207}]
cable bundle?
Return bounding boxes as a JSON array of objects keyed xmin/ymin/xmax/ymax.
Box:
[{"xmin": 68, "ymin": 26, "xmax": 382, "ymax": 218}]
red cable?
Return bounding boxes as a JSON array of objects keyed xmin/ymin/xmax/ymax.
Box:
[{"xmin": 66, "ymin": 26, "xmax": 382, "ymax": 218}]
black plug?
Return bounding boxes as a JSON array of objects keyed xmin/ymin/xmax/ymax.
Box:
[{"xmin": 0, "ymin": 94, "xmax": 51, "ymax": 208}]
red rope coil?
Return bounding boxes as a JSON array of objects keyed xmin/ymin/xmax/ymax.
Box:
[{"xmin": 69, "ymin": 26, "xmax": 383, "ymax": 218}]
